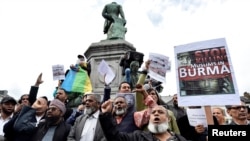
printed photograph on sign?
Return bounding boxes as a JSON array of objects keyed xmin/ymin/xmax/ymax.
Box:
[
  {"xmin": 174, "ymin": 38, "xmax": 240, "ymax": 106},
  {"xmin": 116, "ymin": 93, "xmax": 136, "ymax": 110},
  {"xmin": 148, "ymin": 53, "xmax": 171, "ymax": 83},
  {"xmin": 52, "ymin": 65, "xmax": 65, "ymax": 81},
  {"xmin": 177, "ymin": 47, "xmax": 235, "ymax": 96}
]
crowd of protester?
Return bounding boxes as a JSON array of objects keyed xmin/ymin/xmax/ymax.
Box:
[{"xmin": 0, "ymin": 56, "xmax": 249, "ymax": 141}]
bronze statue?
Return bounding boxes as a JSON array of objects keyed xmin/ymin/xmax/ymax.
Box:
[
  {"xmin": 129, "ymin": 61, "xmax": 140, "ymax": 89},
  {"xmin": 102, "ymin": 2, "xmax": 127, "ymax": 40}
]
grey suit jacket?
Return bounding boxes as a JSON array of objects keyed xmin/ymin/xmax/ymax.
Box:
[{"xmin": 67, "ymin": 112, "xmax": 107, "ymax": 141}]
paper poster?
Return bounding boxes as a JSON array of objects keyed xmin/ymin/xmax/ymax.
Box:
[
  {"xmin": 174, "ymin": 38, "xmax": 240, "ymax": 106},
  {"xmin": 148, "ymin": 53, "xmax": 171, "ymax": 83},
  {"xmin": 116, "ymin": 93, "xmax": 136, "ymax": 110},
  {"xmin": 52, "ymin": 64, "xmax": 65, "ymax": 81},
  {"xmin": 186, "ymin": 107, "xmax": 208, "ymax": 127},
  {"xmin": 98, "ymin": 59, "xmax": 115, "ymax": 85}
]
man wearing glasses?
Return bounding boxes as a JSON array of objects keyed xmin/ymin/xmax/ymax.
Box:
[
  {"xmin": 31, "ymin": 99, "xmax": 71, "ymax": 141},
  {"xmin": 226, "ymin": 98, "xmax": 250, "ymax": 125}
]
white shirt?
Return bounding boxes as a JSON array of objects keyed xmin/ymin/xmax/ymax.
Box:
[
  {"xmin": 0, "ymin": 113, "xmax": 13, "ymax": 136},
  {"xmin": 80, "ymin": 110, "xmax": 100, "ymax": 141},
  {"xmin": 35, "ymin": 115, "xmax": 43, "ymax": 126}
]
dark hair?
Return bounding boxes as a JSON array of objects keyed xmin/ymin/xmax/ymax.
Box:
[
  {"xmin": 18, "ymin": 94, "xmax": 29, "ymax": 104},
  {"xmin": 40, "ymin": 96, "xmax": 49, "ymax": 106},
  {"xmin": 58, "ymin": 87, "xmax": 70, "ymax": 95},
  {"xmin": 118, "ymin": 81, "xmax": 131, "ymax": 90},
  {"xmin": 146, "ymin": 88, "xmax": 166, "ymax": 105},
  {"xmin": 40, "ymin": 96, "xmax": 48, "ymax": 102}
]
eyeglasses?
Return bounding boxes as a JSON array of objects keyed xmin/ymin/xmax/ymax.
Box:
[
  {"xmin": 229, "ymin": 106, "xmax": 248, "ymax": 110},
  {"xmin": 22, "ymin": 98, "xmax": 29, "ymax": 100}
]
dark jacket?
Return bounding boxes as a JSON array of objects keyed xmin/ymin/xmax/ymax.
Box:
[
  {"xmin": 29, "ymin": 86, "xmax": 39, "ymax": 106},
  {"xmin": 31, "ymin": 120, "xmax": 71, "ymax": 141},
  {"xmin": 99, "ymin": 112, "xmax": 187, "ymax": 141},
  {"xmin": 102, "ymin": 85, "xmax": 111, "ymax": 104},
  {"xmin": 64, "ymin": 105, "xmax": 73, "ymax": 121},
  {"xmin": 102, "ymin": 85, "xmax": 139, "ymax": 133},
  {"xmin": 119, "ymin": 57, "xmax": 130, "ymax": 76},
  {"xmin": 66, "ymin": 109, "xmax": 84, "ymax": 126},
  {"xmin": 168, "ymin": 105, "xmax": 187, "ymax": 121},
  {"xmin": 67, "ymin": 113, "xmax": 106, "ymax": 141},
  {"xmin": 4, "ymin": 106, "xmax": 37, "ymax": 141},
  {"xmin": 4, "ymin": 86, "xmax": 42, "ymax": 141},
  {"xmin": 177, "ymin": 115, "xmax": 208, "ymax": 141},
  {"xmin": 116, "ymin": 109, "xmax": 140, "ymax": 133}
]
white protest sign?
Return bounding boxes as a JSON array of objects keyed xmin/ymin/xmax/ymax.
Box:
[
  {"xmin": 52, "ymin": 64, "xmax": 65, "ymax": 81},
  {"xmin": 174, "ymin": 38, "xmax": 240, "ymax": 106},
  {"xmin": 98, "ymin": 59, "xmax": 115, "ymax": 85}
]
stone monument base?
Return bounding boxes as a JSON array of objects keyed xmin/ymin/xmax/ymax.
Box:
[{"xmin": 84, "ymin": 39, "xmax": 136, "ymax": 95}]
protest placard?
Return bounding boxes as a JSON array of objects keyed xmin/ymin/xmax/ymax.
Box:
[
  {"xmin": 174, "ymin": 38, "xmax": 240, "ymax": 106},
  {"xmin": 52, "ymin": 64, "xmax": 65, "ymax": 81}
]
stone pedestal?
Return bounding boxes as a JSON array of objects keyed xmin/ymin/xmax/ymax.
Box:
[{"xmin": 84, "ymin": 39, "xmax": 136, "ymax": 95}]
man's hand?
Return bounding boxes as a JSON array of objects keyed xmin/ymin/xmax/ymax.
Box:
[
  {"xmin": 195, "ymin": 124, "xmax": 206, "ymax": 133},
  {"xmin": 35, "ymin": 73, "xmax": 43, "ymax": 87},
  {"xmin": 145, "ymin": 60, "xmax": 150, "ymax": 70},
  {"xmin": 133, "ymin": 84, "xmax": 148, "ymax": 98},
  {"xmin": 101, "ymin": 99, "xmax": 113, "ymax": 113},
  {"xmin": 77, "ymin": 104, "xmax": 84, "ymax": 112},
  {"xmin": 14, "ymin": 104, "xmax": 24, "ymax": 114},
  {"xmin": 141, "ymin": 60, "xmax": 150, "ymax": 71},
  {"xmin": 222, "ymin": 76, "xmax": 234, "ymax": 93}
]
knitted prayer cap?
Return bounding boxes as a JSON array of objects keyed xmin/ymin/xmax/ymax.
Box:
[{"xmin": 49, "ymin": 99, "xmax": 66, "ymax": 115}]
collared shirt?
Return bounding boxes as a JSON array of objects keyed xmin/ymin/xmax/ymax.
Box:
[
  {"xmin": 80, "ymin": 110, "xmax": 100, "ymax": 141},
  {"xmin": 0, "ymin": 113, "xmax": 13, "ymax": 136},
  {"xmin": 35, "ymin": 115, "xmax": 43, "ymax": 126}
]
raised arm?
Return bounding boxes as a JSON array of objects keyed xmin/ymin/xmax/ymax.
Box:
[
  {"xmin": 99, "ymin": 100, "xmax": 139, "ymax": 141},
  {"xmin": 102, "ymin": 74, "xmax": 112, "ymax": 104},
  {"xmin": 136, "ymin": 60, "xmax": 150, "ymax": 111},
  {"xmin": 29, "ymin": 73, "xmax": 43, "ymax": 106},
  {"xmin": 102, "ymin": 85, "xmax": 111, "ymax": 104}
]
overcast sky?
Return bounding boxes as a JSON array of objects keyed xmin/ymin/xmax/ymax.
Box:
[{"xmin": 1, "ymin": 0, "xmax": 249, "ymax": 100}]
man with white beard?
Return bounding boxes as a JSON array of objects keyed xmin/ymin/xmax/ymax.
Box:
[
  {"xmin": 111, "ymin": 96, "xmax": 141, "ymax": 133},
  {"xmin": 67, "ymin": 93, "xmax": 107, "ymax": 141},
  {"xmin": 102, "ymin": 81, "xmax": 154, "ymax": 133},
  {"xmin": 100, "ymin": 101, "xmax": 187, "ymax": 141}
]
